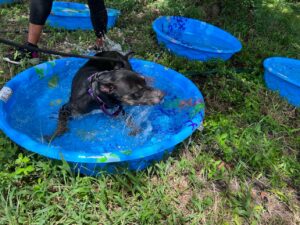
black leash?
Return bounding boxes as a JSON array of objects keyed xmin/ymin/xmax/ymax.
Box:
[
  {"xmin": 0, "ymin": 36, "xmax": 125, "ymax": 63},
  {"xmin": 0, "ymin": 28, "xmax": 73, "ymax": 34},
  {"xmin": 0, "ymin": 29, "xmax": 50, "ymax": 34}
]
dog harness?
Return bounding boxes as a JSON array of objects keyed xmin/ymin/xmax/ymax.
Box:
[{"xmin": 87, "ymin": 72, "xmax": 123, "ymax": 117}]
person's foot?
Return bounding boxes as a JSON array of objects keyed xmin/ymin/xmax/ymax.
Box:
[
  {"xmin": 88, "ymin": 37, "xmax": 106, "ymax": 52},
  {"xmin": 2, "ymin": 42, "xmax": 40, "ymax": 65}
]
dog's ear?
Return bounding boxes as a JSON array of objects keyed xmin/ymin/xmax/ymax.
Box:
[
  {"xmin": 124, "ymin": 51, "xmax": 135, "ymax": 59},
  {"xmin": 144, "ymin": 76, "xmax": 154, "ymax": 84},
  {"xmin": 99, "ymin": 83, "xmax": 115, "ymax": 94},
  {"xmin": 114, "ymin": 62, "xmax": 124, "ymax": 70}
]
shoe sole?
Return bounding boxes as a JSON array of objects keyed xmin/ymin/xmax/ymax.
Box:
[
  {"xmin": 2, "ymin": 57, "xmax": 40, "ymax": 65},
  {"xmin": 2, "ymin": 57, "xmax": 21, "ymax": 65}
]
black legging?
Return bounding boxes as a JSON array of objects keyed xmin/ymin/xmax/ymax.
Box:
[{"xmin": 29, "ymin": 0, "xmax": 107, "ymax": 38}]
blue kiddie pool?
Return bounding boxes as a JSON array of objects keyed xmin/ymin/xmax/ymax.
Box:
[
  {"xmin": 264, "ymin": 57, "xmax": 300, "ymax": 107},
  {"xmin": 0, "ymin": 58, "xmax": 205, "ymax": 175},
  {"xmin": 152, "ymin": 16, "xmax": 242, "ymax": 61},
  {"xmin": 47, "ymin": 1, "xmax": 120, "ymax": 30},
  {"xmin": 0, "ymin": 0, "xmax": 18, "ymax": 5}
]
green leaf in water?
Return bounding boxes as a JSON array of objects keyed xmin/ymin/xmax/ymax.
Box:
[
  {"xmin": 48, "ymin": 61, "xmax": 56, "ymax": 67},
  {"xmin": 189, "ymin": 103, "xmax": 205, "ymax": 118},
  {"xmin": 120, "ymin": 150, "xmax": 132, "ymax": 155},
  {"xmin": 34, "ymin": 67, "xmax": 44, "ymax": 78},
  {"xmin": 48, "ymin": 75, "xmax": 59, "ymax": 88},
  {"xmin": 96, "ymin": 156, "xmax": 108, "ymax": 163},
  {"xmin": 49, "ymin": 99, "xmax": 62, "ymax": 106},
  {"xmin": 109, "ymin": 153, "xmax": 119, "ymax": 158}
]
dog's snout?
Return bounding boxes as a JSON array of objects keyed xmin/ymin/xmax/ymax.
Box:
[
  {"xmin": 155, "ymin": 90, "xmax": 165, "ymax": 99},
  {"xmin": 152, "ymin": 90, "xmax": 164, "ymax": 104}
]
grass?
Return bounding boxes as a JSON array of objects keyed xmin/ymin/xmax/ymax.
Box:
[{"xmin": 0, "ymin": 0, "xmax": 300, "ymax": 224}]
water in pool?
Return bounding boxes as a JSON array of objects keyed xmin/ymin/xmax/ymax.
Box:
[{"xmin": 6, "ymin": 59, "xmax": 203, "ymax": 155}]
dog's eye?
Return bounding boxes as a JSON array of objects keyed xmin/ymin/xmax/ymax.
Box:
[
  {"xmin": 132, "ymin": 92, "xmax": 142, "ymax": 98},
  {"xmin": 140, "ymin": 77, "xmax": 146, "ymax": 84}
]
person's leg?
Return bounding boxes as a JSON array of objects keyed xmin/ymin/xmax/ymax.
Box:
[
  {"xmin": 28, "ymin": 0, "xmax": 53, "ymax": 45},
  {"xmin": 28, "ymin": 24, "xmax": 44, "ymax": 45},
  {"xmin": 3, "ymin": 0, "xmax": 53, "ymax": 64},
  {"xmin": 87, "ymin": 0, "xmax": 107, "ymax": 46}
]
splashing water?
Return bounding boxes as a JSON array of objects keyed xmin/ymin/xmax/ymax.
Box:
[{"xmin": 103, "ymin": 36, "xmax": 123, "ymax": 53}]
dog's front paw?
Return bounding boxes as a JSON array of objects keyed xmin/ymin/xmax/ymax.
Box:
[
  {"xmin": 129, "ymin": 128, "xmax": 141, "ymax": 136},
  {"xmin": 43, "ymin": 127, "xmax": 69, "ymax": 143},
  {"xmin": 43, "ymin": 135, "xmax": 53, "ymax": 143}
]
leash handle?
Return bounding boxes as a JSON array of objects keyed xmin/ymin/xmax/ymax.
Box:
[{"xmin": 0, "ymin": 37, "xmax": 124, "ymax": 63}]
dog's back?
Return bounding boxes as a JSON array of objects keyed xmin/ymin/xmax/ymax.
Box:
[
  {"xmin": 71, "ymin": 51, "xmax": 132, "ymax": 92},
  {"xmin": 82, "ymin": 51, "xmax": 132, "ymax": 71}
]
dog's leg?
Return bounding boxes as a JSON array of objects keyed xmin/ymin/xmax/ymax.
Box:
[
  {"xmin": 55, "ymin": 104, "xmax": 72, "ymax": 136},
  {"xmin": 121, "ymin": 111, "xmax": 141, "ymax": 136},
  {"xmin": 45, "ymin": 103, "xmax": 72, "ymax": 142}
]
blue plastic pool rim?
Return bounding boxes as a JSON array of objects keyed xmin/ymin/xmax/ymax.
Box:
[
  {"xmin": 0, "ymin": 0, "xmax": 19, "ymax": 4},
  {"xmin": 152, "ymin": 16, "xmax": 242, "ymax": 54},
  {"xmin": 51, "ymin": 1, "xmax": 121, "ymax": 18},
  {"xmin": 263, "ymin": 56, "xmax": 300, "ymax": 87},
  {"xmin": 0, "ymin": 58, "xmax": 205, "ymax": 164}
]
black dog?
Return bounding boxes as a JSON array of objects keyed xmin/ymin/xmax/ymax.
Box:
[{"xmin": 46, "ymin": 51, "xmax": 164, "ymax": 141}]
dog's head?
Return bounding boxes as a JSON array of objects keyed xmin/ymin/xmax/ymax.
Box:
[{"xmin": 92, "ymin": 69, "xmax": 164, "ymax": 106}]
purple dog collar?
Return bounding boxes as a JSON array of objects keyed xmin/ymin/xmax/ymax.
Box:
[{"xmin": 87, "ymin": 72, "xmax": 123, "ymax": 117}]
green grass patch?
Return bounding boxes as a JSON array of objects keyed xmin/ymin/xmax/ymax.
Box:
[{"xmin": 0, "ymin": 0, "xmax": 299, "ymax": 224}]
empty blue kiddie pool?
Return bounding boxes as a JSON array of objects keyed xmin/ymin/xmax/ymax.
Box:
[
  {"xmin": 0, "ymin": 57, "xmax": 205, "ymax": 175},
  {"xmin": 152, "ymin": 16, "xmax": 242, "ymax": 61},
  {"xmin": 264, "ymin": 57, "xmax": 300, "ymax": 107},
  {"xmin": 47, "ymin": 1, "xmax": 120, "ymax": 30}
]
